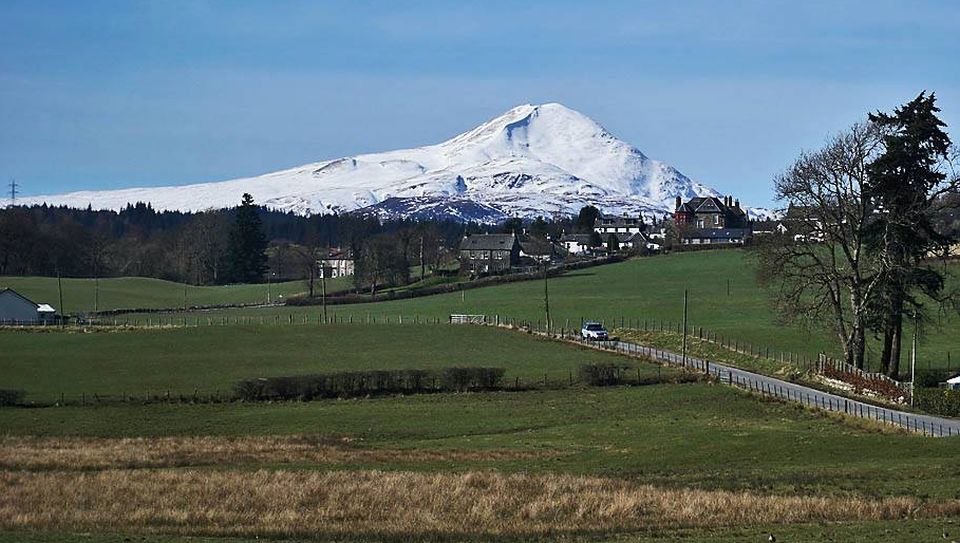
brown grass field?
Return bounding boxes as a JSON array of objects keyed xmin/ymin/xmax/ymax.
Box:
[
  {"xmin": 2, "ymin": 468, "xmax": 957, "ymax": 540},
  {"xmin": 0, "ymin": 435, "xmax": 553, "ymax": 471}
]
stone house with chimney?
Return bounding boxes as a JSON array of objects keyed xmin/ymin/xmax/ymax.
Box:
[
  {"xmin": 458, "ymin": 233, "xmax": 521, "ymax": 275},
  {"xmin": 674, "ymin": 195, "xmax": 750, "ymax": 246}
]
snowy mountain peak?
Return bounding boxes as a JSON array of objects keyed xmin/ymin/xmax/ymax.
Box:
[{"xmin": 22, "ymin": 103, "xmax": 734, "ymax": 223}]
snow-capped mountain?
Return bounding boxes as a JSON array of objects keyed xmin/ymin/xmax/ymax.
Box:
[{"xmin": 23, "ymin": 103, "xmax": 741, "ymax": 223}]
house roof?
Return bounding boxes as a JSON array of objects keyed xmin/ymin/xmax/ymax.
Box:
[
  {"xmin": 460, "ymin": 233, "xmax": 517, "ymax": 251},
  {"xmin": 784, "ymin": 204, "xmax": 821, "ymax": 221},
  {"xmin": 560, "ymin": 233, "xmax": 593, "ymax": 243},
  {"xmin": 752, "ymin": 220, "xmax": 783, "ymax": 231},
  {"xmin": 0, "ymin": 288, "xmax": 55, "ymax": 312},
  {"xmin": 677, "ymin": 196, "xmax": 746, "ymax": 217},
  {"xmin": 519, "ymin": 237, "xmax": 555, "ymax": 255},
  {"xmin": 595, "ymin": 214, "xmax": 645, "ymax": 227}
]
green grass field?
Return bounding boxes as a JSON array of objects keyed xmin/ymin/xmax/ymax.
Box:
[
  {"xmin": 2, "ymin": 382, "xmax": 959, "ymax": 499},
  {"xmin": 0, "ymin": 275, "xmax": 352, "ymax": 312},
  {"xmin": 119, "ymin": 251, "xmax": 960, "ymax": 372},
  {"xmin": 4, "ymin": 252, "xmax": 960, "ymax": 542},
  {"xmin": 0, "ymin": 324, "xmax": 656, "ymax": 402}
]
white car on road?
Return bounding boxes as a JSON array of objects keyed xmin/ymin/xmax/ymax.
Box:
[{"xmin": 580, "ymin": 321, "xmax": 609, "ymax": 341}]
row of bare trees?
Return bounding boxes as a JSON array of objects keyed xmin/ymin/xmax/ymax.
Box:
[{"xmin": 757, "ymin": 93, "xmax": 959, "ymax": 377}]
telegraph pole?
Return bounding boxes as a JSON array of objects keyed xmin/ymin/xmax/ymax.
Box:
[
  {"xmin": 320, "ymin": 264, "xmax": 329, "ymax": 324},
  {"xmin": 681, "ymin": 288, "xmax": 689, "ymax": 367},
  {"xmin": 543, "ymin": 260, "xmax": 551, "ymax": 334},
  {"xmin": 57, "ymin": 270, "xmax": 64, "ymax": 328},
  {"xmin": 910, "ymin": 314, "xmax": 918, "ymax": 407}
]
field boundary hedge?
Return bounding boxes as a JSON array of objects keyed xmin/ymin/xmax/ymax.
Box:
[{"xmin": 234, "ymin": 367, "xmax": 507, "ymax": 401}]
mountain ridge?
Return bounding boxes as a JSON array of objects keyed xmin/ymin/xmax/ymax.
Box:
[{"xmin": 21, "ymin": 103, "xmax": 770, "ymax": 222}]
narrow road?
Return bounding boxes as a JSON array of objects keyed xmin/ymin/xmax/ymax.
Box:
[{"xmin": 573, "ymin": 335, "xmax": 960, "ymax": 437}]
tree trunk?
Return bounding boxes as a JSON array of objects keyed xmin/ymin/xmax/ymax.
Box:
[
  {"xmin": 889, "ymin": 311, "xmax": 902, "ymax": 378},
  {"xmin": 847, "ymin": 320, "xmax": 866, "ymax": 370},
  {"xmin": 879, "ymin": 326, "xmax": 893, "ymax": 375}
]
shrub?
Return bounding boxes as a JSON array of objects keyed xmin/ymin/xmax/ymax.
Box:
[
  {"xmin": 0, "ymin": 389, "xmax": 25, "ymax": 407},
  {"xmin": 441, "ymin": 367, "xmax": 505, "ymax": 392},
  {"xmin": 914, "ymin": 369, "xmax": 952, "ymax": 389},
  {"xmin": 579, "ymin": 364, "xmax": 626, "ymax": 387},
  {"xmin": 915, "ymin": 388, "xmax": 960, "ymax": 418}
]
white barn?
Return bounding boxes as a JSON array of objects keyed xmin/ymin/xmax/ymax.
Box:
[{"xmin": 0, "ymin": 288, "xmax": 57, "ymax": 324}]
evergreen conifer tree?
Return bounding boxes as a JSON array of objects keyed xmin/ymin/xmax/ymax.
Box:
[
  {"xmin": 226, "ymin": 193, "xmax": 268, "ymax": 283},
  {"xmin": 866, "ymin": 92, "xmax": 954, "ymax": 376}
]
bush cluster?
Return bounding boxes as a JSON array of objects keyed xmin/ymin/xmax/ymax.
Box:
[
  {"xmin": 578, "ymin": 364, "xmax": 628, "ymax": 386},
  {"xmin": 0, "ymin": 389, "xmax": 25, "ymax": 407},
  {"xmin": 235, "ymin": 367, "xmax": 506, "ymax": 401},
  {"xmin": 915, "ymin": 388, "xmax": 960, "ymax": 418}
]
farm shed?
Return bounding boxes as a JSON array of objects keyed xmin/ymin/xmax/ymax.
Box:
[{"xmin": 0, "ymin": 288, "xmax": 57, "ymax": 324}]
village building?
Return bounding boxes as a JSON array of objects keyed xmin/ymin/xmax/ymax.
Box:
[
  {"xmin": 519, "ymin": 236, "xmax": 560, "ymax": 264},
  {"xmin": 0, "ymin": 288, "xmax": 57, "ymax": 324},
  {"xmin": 320, "ymin": 249, "xmax": 355, "ymax": 278},
  {"xmin": 458, "ymin": 233, "xmax": 521, "ymax": 275},
  {"xmin": 681, "ymin": 228, "xmax": 752, "ymax": 246},
  {"xmin": 782, "ymin": 205, "xmax": 825, "ymax": 242},
  {"xmin": 594, "ymin": 214, "xmax": 646, "ymax": 235},
  {"xmin": 559, "ymin": 233, "xmax": 595, "ymax": 255},
  {"xmin": 674, "ymin": 195, "xmax": 750, "ymax": 246},
  {"xmin": 674, "ymin": 195, "xmax": 748, "ymax": 229},
  {"xmin": 751, "ymin": 219, "xmax": 789, "ymax": 236}
]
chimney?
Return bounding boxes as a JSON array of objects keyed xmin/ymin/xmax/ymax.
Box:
[
  {"xmin": 734, "ymin": 198, "xmax": 740, "ymax": 209},
  {"xmin": 675, "ymin": 196, "xmax": 682, "ymax": 210}
]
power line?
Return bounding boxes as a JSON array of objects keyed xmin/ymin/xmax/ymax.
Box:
[{"xmin": 8, "ymin": 178, "xmax": 18, "ymax": 206}]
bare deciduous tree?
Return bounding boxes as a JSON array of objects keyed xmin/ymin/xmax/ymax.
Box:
[{"xmin": 756, "ymin": 123, "xmax": 884, "ymax": 369}]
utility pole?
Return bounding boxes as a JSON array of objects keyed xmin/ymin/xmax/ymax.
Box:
[
  {"xmin": 320, "ymin": 265, "xmax": 329, "ymax": 324},
  {"xmin": 267, "ymin": 272, "xmax": 273, "ymax": 304},
  {"xmin": 910, "ymin": 313, "xmax": 918, "ymax": 407},
  {"xmin": 57, "ymin": 270, "xmax": 64, "ymax": 328},
  {"xmin": 94, "ymin": 275, "xmax": 99, "ymax": 313},
  {"xmin": 543, "ymin": 260, "xmax": 551, "ymax": 334},
  {"xmin": 681, "ymin": 288, "xmax": 689, "ymax": 367}
]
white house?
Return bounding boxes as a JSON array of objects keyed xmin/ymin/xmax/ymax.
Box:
[
  {"xmin": 0, "ymin": 288, "xmax": 57, "ymax": 324},
  {"xmin": 594, "ymin": 214, "xmax": 645, "ymax": 235},
  {"xmin": 559, "ymin": 233, "xmax": 594, "ymax": 255},
  {"xmin": 320, "ymin": 249, "xmax": 355, "ymax": 278}
]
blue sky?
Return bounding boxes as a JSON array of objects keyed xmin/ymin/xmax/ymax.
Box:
[{"xmin": 2, "ymin": 0, "xmax": 958, "ymax": 207}]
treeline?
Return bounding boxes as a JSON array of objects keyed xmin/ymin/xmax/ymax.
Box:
[{"xmin": 0, "ymin": 198, "xmax": 481, "ymax": 284}]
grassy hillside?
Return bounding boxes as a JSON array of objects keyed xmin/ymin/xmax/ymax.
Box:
[
  {"xmin": 121, "ymin": 251, "xmax": 960, "ymax": 371},
  {"xmin": 0, "ymin": 275, "xmax": 351, "ymax": 312}
]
